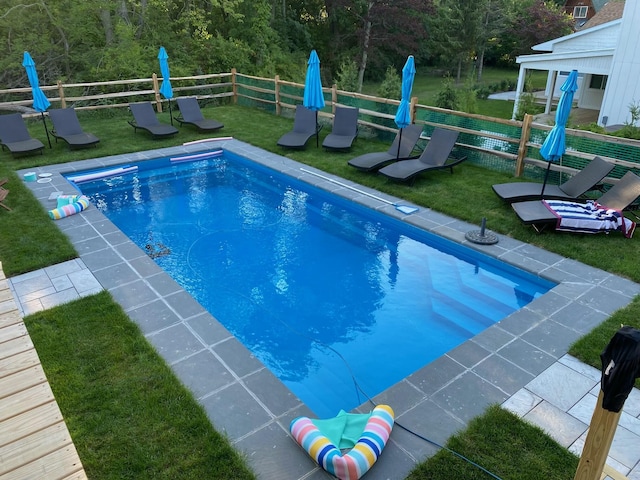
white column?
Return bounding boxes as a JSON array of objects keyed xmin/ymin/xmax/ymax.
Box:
[{"xmin": 512, "ymin": 64, "xmax": 527, "ymax": 120}]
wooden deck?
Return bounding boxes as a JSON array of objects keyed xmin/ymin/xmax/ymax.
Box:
[{"xmin": 0, "ymin": 265, "xmax": 87, "ymax": 480}]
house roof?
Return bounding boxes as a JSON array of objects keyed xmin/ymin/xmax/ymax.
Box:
[
  {"xmin": 578, "ymin": 0, "xmax": 625, "ymax": 29},
  {"xmin": 593, "ymin": 0, "xmax": 611, "ymax": 12}
]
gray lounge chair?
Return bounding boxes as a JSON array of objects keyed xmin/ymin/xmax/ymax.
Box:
[
  {"xmin": 511, "ymin": 171, "xmax": 640, "ymax": 233},
  {"xmin": 174, "ymin": 97, "xmax": 224, "ymax": 132},
  {"xmin": 492, "ymin": 156, "xmax": 614, "ymax": 203},
  {"xmin": 128, "ymin": 102, "xmax": 179, "ymax": 138},
  {"xmin": 277, "ymin": 105, "xmax": 319, "ymax": 149},
  {"xmin": 348, "ymin": 124, "xmax": 424, "ymax": 171},
  {"xmin": 377, "ymin": 127, "xmax": 465, "ymax": 183},
  {"xmin": 0, "ymin": 113, "xmax": 44, "ymax": 157},
  {"xmin": 49, "ymin": 108, "xmax": 100, "ymax": 149},
  {"xmin": 322, "ymin": 106, "xmax": 359, "ymax": 150}
]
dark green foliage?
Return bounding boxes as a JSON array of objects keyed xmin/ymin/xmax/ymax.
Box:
[{"xmin": 0, "ymin": 0, "xmax": 570, "ymax": 95}]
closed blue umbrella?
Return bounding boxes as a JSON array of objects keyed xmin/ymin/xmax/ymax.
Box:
[
  {"xmin": 158, "ymin": 46, "xmax": 174, "ymax": 125},
  {"xmin": 303, "ymin": 50, "xmax": 325, "ymax": 147},
  {"xmin": 539, "ymin": 69, "xmax": 579, "ymax": 195},
  {"xmin": 394, "ymin": 55, "xmax": 416, "ymax": 158},
  {"xmin": 22, "ymin": 51, "xmax": 51, "ymax": 148}
]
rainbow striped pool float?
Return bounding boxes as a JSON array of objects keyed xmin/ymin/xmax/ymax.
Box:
[
  {"xmin": 290, "ymin": 404, "xmax": 394, "ymax": 480},
  {"xmin": 48, "ymin": 195, "xmax": 90, "ymax": 220}
]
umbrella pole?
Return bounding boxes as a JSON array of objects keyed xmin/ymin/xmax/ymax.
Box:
[
  {"xmin": 40, "ymin": 112, "xmax": 51, "ymax": 148},
  {"xmin": 168, "ymin": 99, "xmax": 173, "ymax": 125},
  {"xmin": 396, "ymin": 128, "xmax": 403, "ymax": 159},
  {"xmin": 540, "ymin": 160, "xmax": 553, "ymax": 197},
  {"xmin": 315, "ymin": 111, "xmax": 319, "ymax": 148}
]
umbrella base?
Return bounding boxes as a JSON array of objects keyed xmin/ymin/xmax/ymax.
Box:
[{"xmin": 465, "ymin": 229, "xmax": 499, "ymax": 245}]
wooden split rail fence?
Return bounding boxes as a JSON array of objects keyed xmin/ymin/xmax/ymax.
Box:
[{"xmin": 1, "ymin": 69, "xmax": 639, "ymax": 184}]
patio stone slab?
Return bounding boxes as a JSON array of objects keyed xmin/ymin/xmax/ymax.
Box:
[
  {"xmin": 526, "ymin": 362, "xmax": 597, "ymax": 411},
  {"xmin": 200, "ymin": 382, "xmax": 273, "ymax": 439},
  {"xmin": 171, "ymin": 349, "xmax": 234, "ymax": 398},
  {"xmin": 523, "ymin": 400, "xmax": 587, "ymax": 447}
]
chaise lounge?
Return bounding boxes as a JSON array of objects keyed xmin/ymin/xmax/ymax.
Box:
[
  {"xmin": 49, "ymin": 108, "xmax": 100, "ymax": 149},
  {"xmin": 377, "ymin": 127, "xmax": 464, "ymax": 183},
  {"xmin": 174, "ymin": 97, "xmax": 224, "ymax": 132},
  {"xmin": 511, "ymin": 171, "xmax": 640, "ymax": 235},
  {"xmin": 347, "ymin": 124, "xmax": 424, "ymax": 171},
  {"xmin": 0, "ymin": 113, "xmax": 45, "ymax": 157},
  {"xmin": 128, "ymin": 102, "xmax": 179, "ymax": 138},
  {"xmin": 277, "ymin": 105, "xmax": 320, "ymax": 149},
  {"xmin": 492, "ymin": 156, "xmax": 614, "ymax": 203},
  {"xmin": 322, "ymin": 106, "xmax": 359, "ymax": 151}
]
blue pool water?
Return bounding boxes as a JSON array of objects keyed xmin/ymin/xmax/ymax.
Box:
[{"xmin": 71, "ymin": 150, "xmax": 555, "ymax": 417}]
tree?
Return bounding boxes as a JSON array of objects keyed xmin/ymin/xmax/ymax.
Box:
[
  {"xmin": 475, "ymin": 0, "xmax": 510, "ymax": 81},
  {"xmin": 323, "ymin": 0, "xmax": 434, "ymax": 92},
  {"xmin": 499, "ymin": 0, "xmax": 573, "ymax": 64},
  {"xmin": 449, "ymin": 0, "xmax": 487, "ymax": 83}
]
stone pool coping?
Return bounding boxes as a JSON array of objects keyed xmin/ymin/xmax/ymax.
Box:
[{"xmin": 18, "ymin": 139, "xmax": 640, "ymax": 479}]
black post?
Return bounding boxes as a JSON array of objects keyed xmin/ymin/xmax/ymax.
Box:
[
  {"xmin": 540, "ymin": 160, "xmax": 553, "ymax": 197},
  {"xmin": 40, "ymin": 112, "xmax": 51, "ymax": 148}
]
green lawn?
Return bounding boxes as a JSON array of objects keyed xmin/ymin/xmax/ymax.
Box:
[
  {"xmin": 362, "ymin": 66, "xmax": 548, "ymax": 119},
  {"xmin": 407, "ymin": 406, "xmax": 579, "ymax": 480},
  {"xmin": 2, "ymin": 97, "xmax": 638, "ymax": 479}
]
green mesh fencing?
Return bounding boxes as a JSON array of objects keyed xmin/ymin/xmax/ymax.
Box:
[
  {"xmin": 235, "ymin": 75, "xmax": 640, "ymax": 183},
  {"xmin": 527, "ymin": 125, "xmax": 640, "ymax": 184},
  {"xmin": 417, "ymin": 109, "xmax": 523, "ymax": 173},
  {"xmin": 236, "ymin": 75, "xmax": 278, "ymax": 114}
]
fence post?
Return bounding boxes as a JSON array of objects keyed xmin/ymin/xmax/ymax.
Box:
[
  {"xmin": 57, "ymin": 80, "xmax": 66, "ymax": 109},
  {"xmin": 274, "ymin": 75, "xmax": 281, "ymax": 116},
  {"xmin": 515, "ymin": 113, "xmax": 533, "ymax": 177},
  {"xmin": 152, "ymin": 73, "xmax": 162, "ymax": 112},
  {"xmin": 331, "ymin": 84, "xmax": 337, "ymax": 114},
  {"xmin": 410, "ymin": 96, "xmax": 418, "ymax": 124},
  {"xmin": 231, "ymin": 68, "xmax": 237, "ymax": 104}
]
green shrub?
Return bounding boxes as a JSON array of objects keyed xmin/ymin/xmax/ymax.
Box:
[
  {"xmin": 434, "ymin": 76, "xmax": 459, "ymax": 110},
  {"xmin": 377, "ymin": 66, "xmax": 401, "ymax": 100},
  {"xmin": 335, "ymin": 60, "xmax": 359, "ymax": 92},
  {"xmin": 514, "ymin": 91, "xmax": 542, "ymax": 120}
]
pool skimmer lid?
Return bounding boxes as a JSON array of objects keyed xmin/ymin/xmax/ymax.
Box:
[{"xmin": 465, "ymin": 218, "xmax": 499, "ymax": 245}]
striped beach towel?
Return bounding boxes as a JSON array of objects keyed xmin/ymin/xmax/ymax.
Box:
[{"xmin": 543, "ymin": 199, "xmax": 636, "ymax": 238}]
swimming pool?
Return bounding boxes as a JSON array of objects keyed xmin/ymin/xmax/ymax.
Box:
[{"xmin": 70, "ymin": 149, "xmax": 555, "ymax": 417}]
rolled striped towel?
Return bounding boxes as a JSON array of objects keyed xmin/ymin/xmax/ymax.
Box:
[
  {"xmin": 48, "ymin": 195, "xmax": 90, "ymax": 220},
  {"xmin": 543, "ymin": 199, "xmax": 636, "ymax": 238}
]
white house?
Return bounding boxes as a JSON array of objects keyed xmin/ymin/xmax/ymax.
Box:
[{"xmin": 512, "ymin": 0, "xmax": 640, "ymax": 128}]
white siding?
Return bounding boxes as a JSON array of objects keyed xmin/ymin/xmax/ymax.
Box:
[
  {"xmin": 600, "ymin": 2, "xmax": 640, "ymax": 126},
  {"xmin": 533, "ymin": 21, "xmax": 621, "ymax": 52},
  {"xmin": 553, "ymin": 25, "xmax": 620, "ymax": 52}
]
